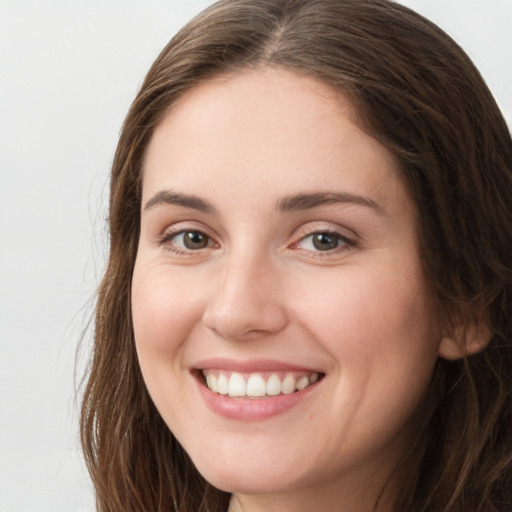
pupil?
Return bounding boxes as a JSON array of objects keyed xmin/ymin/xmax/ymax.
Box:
[
  {"xmin": 184, "ymin": 231, "xmax": 208, "ymax": 249},
  {"xmin": 312, "ymin": 233, "xmax": 338, "ymax": 251}
]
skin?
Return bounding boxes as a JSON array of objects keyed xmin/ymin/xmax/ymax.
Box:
[{"xmin": 132, "ymin": 68, "xmax": 453, "ymax": 511}]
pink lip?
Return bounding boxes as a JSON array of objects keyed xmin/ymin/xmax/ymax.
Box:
[
  {"xmin": 193, "ymin": 357, "xmax": 320, "ymax": 373},
  {"xmin": 196, "ymin": 382, "xmax": 319, "ymax": 420}
]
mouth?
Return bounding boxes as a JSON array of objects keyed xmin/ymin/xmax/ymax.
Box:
[
  {"xmin": 199, "ymin": 369, "xmax": 324, "ymax": 399},
  {"xmin": 193, "ymin": 360, "xmax": 325, "ymax": 419}
]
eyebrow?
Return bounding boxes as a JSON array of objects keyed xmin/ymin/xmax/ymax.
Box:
[
  {"xmin": 143, "ymin": 191, "xmax": 216, "ymax": 213},
  {"xmin": 276, "ymin": 191, "xmax": 386, "ymax": 215},
  {"xmin": 143, "ymin": 190, "xmax": 385, "ymax": 216}
]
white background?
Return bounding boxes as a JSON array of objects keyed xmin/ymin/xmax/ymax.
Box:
[{"xmin": 0, "ymin": 1, "xmax": 510, "ymax": 511}]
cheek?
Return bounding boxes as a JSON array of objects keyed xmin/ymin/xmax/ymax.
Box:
[
  {"xmin": 289, "ymin": 259, "xmax": 440, "ymax": 385},
  {"xmin": 131, "ymin": 263, "xmax": 206, "ymax": 370},
  {"xmin": 288, "ymin": 264, "xmax": 440, "ymax": 449}
]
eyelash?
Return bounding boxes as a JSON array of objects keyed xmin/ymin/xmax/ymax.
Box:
[
  {"xmin": 156, "ymin": 229, "xmax": 215, "ymax": 255},
  {"xmin": 292, "ymin": 230, "xmax": 356, "ymax": 258},
  {"xmin": 156, "ymin": 227, "xmax": 356, "ymax": 257}
]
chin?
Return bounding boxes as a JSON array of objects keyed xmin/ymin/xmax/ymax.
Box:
[{"xmin": 192, "ymin": 454, "xmax": 305, "ymax": 495}]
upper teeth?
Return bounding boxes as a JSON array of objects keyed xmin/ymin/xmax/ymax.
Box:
[{"xmin": 203, "ymin": 370, "xmax": 319, "ymax": 398}]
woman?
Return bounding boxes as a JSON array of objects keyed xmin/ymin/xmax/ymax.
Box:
[{"xmin": 80, "ymin": 1, "xmax": 512, "ymax": 510}]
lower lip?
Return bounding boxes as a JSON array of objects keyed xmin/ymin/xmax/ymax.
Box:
[{"xmin": 195, "ymin": 375, "xmax": 320, "ymax": 420}]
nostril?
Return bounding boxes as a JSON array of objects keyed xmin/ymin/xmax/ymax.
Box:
[{"xmin": 202, "ymin": 304, "xmax": 289, "ymax": 341}]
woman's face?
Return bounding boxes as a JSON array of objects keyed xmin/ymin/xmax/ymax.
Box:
[{"xmin": 132, "ymin": 68, "xmax": 443, "ymax": 505}]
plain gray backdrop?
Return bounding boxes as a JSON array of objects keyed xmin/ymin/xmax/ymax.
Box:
[{"xmin": 0, "ymin": 1, "xmax": 510, "ymax": 511}]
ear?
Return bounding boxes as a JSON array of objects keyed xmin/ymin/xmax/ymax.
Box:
[{"xmin": 438, "ymin": 319, "xmax": 492, "ymax": 360}]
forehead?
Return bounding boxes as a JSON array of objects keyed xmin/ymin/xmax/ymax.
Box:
[{"xmin": 142, "ymin": 67, "xmax": 408, "ymax": 215}]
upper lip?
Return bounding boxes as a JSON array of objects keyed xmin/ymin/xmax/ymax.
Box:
[{"xmin": 193, "ymin": 357, "xmax": 323, "ymax": 373}]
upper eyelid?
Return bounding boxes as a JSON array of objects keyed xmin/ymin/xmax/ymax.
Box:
[
  {"xmin": 292, "ymin": 231, "xmax": 356, "ymax": 252},
  {"xmin": 297, "ymin": 230, "xmax": 353, "ymax": 243},
  {"xmin": 159, "ymin": 227, "xmax": 216, "ymax": 243},
  {"xmin": 290, "ymin": 222, "xmax": 357, "ymax": 243},
  {"xmin": 158, "ymin": 221, "xmax": 217, "ymax": 238}
]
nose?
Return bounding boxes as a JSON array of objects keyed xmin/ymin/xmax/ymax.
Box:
[{"xmin": 202, "ymin": 254, "xmax": 289, "ymax": 341}]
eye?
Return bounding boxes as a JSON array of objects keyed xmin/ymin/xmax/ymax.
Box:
[
  {"xmin": 296, "ymin": 231, "xmax": 353, "ymax": 253},
  {"xmin": 159, "ymin": 229, "xmax": 215, "ymax": 253}
]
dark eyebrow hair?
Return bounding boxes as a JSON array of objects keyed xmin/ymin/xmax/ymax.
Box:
[
  {"xmin": 143, "ymin": 191, "xmax": 216, "ymax": 213},
  {"xmin": 143, "ymin": 190, "xmax": 384, "ymax": 216},
  {"xmin": 276, "ymin": 191, "xmax": 386, "ymax": 214}
]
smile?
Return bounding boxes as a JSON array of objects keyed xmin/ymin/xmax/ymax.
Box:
[{"xmin": 202, "ymin": 370, "xmax": 321, "ymax": 398}]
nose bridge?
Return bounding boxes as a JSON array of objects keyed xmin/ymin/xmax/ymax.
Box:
[{"xmin": 202, "ymin": 245, "xmax": 288, "ymax": 340}]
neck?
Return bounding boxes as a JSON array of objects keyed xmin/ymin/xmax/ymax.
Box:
[{"xmin": 227, "ymin": 464, "xmax": 405, "ymax": 512}]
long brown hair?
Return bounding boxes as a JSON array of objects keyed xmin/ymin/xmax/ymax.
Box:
[{"xmin": 80, "ymin": 1, "xmax": 512, "ymax": 510}]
